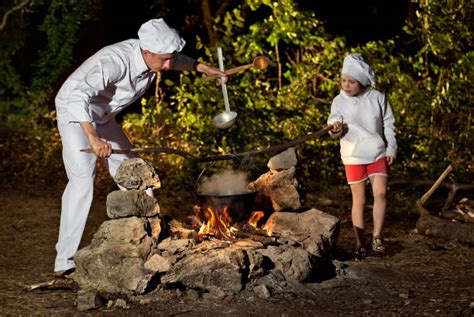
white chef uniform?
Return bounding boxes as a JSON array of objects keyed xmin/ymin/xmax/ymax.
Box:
[{"xmin": 54, "ymin": 19, "xmax": 195, "ymax": 272}]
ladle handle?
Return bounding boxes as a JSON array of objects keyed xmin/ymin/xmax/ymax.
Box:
[
  {"xmin": 217, "ymin": 47, "xmax": 231, "ymax": 112},
  {"xmin": 202, "ymin": 64, "xmax": 253, "ymax": 81}
]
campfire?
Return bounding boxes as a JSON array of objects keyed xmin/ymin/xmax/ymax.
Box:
[
  {"xmin": 69, "ymin": 149, "xmax": 340, "ymax": 311},
  {"xmin": 194, "ymin": 204, "xmax": 237, "ymax": 240},
  {"xmin": 192, "ymin": 169, "xmax": 274, "ymax": 241},
  {"xmin": 193, "ymin": 203, "xmax": 268, "ymax": 241}
]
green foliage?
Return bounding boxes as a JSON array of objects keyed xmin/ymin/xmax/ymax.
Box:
[
  {"xmin": 1, "ymin": 0, "xmax": 472, "ymax": 185},
  {"xmin": 384, "ymin": 0, "xmax": 473, "ymax": 178},
  {"xmin": 0, "ymin": 0, "xmax": 103, "ymax": 180},
  {"xmin": 1, "ymin": 0, "xmax": 102, "ymax": 122},
  {"xmin": 33, "ymin": 0, "xmax": 103, "ymax": 89},
  {"xmin": 124, "ymin": 0, "xmax": 349, "ymax": 186},
  {"xmin": 124, "ymin": 0, "xmax": 472, "ymax": 186}
]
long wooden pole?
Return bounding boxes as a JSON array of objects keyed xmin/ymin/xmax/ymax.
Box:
[{"xmin": 80, "ymin": 125, "xmax": 333, "ymax": 163}]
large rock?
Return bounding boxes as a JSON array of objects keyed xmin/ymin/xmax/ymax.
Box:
[
  {"xmin": 106, "ymin": 189, "xmax": 160, "ymax": 219},
  {"xmin": 248, "ymin": 167, "xmax": 301, "ymax": 211},
  {"xmin": 114, "ymin": 158, "xmax": 161, "ymax": 190},
  {"xmin": 74, "ymin": 217, "xmax": 158, "ymax": 294},
  {"xmin": 161, "ymin": 246, "xmax": 247, "ymax": 295},
  {"xmin": 259, "ymin": 245, "xmax": 314, "ymax": 282},
  {"xmin": 263, "ymin": 208, "xmax": 339, "ymax": 257}
]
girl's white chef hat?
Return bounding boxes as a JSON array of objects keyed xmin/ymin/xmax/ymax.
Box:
[
  {"xmin": 341, "ymin": 53, "xmax": 376, "ymax": 87},
  {"xmin": 138, "ymin": 18, "xmax": 186, "ymax": 54}
]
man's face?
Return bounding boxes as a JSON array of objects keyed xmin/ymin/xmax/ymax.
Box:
[
  {"xmin": 143, "ymin": 51, "xmax": 176, "ymax": 72},
  {"xmin": 341, "ymin": 74, "xmax": 365, "ymax": 97}
]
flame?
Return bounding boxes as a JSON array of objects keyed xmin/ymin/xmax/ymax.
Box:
[
  {"xmin": 193, "ymin": 204, "xmax": 271, "ymax": 241},
  {"xmin": 196, "ymin": 205, "xmax": 236, "ymax": 240},
  {"xmin": 247, "ymin": 211, "xmax": 264, "ymax": 228}
]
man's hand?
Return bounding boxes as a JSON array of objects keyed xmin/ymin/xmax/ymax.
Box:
[
  {"xmin": 80, "ymin": 122, "xmax": 112, "ymax": 158},
  {"xmin": 330, "ymin": 121, "xmax": 343, "ymax": 134},
  {"xmin": 386, "ymin": 156, "xmax": 396, "ymax": 165},
  {"xmin": 89, "ymin": 137, "xmax": 112, "ymax": 158}
]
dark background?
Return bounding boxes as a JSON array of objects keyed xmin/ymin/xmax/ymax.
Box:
[
  {"xmin": 60, "ymin": 0, "xmax": 410, "ymax": 119},
  {"xmin": 74, "ymin": 1, "xmax": 410, "ymax": 63}
]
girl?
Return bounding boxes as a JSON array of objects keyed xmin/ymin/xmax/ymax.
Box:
[{"xmin": 328, "ymin": 53, "xmax": 397, "ymax": 257}]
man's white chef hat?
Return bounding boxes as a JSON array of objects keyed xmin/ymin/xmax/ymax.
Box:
[
  {"xmin": 341, "ymin": 53, "xmax": 376, "ymax": 87},
  {"xmin": 138, "ymin": 18, "xmax": 186, "ymax": 54}
]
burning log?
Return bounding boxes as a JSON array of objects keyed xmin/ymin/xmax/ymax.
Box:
[{"xmin": 234, "ymin": 230, "xmax": 277, "ymax": 245}]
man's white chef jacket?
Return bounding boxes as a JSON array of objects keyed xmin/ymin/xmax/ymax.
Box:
[{"xmin": 55, "ymin": 39, "xmax": 195, "ymax": 124}]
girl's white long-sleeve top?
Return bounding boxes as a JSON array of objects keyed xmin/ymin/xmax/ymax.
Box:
[
  {"xmin": 55, "ymin": 39, "xmax": 195, "ymax": 125},
  {"xmin": 327, "ymin": 88, "xmax": 397, "ymax": 165}
]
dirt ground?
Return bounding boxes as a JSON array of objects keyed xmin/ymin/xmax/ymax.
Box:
[{"xmin": 0, "ymin": 178, "xmax": 473, "ymax": 316}]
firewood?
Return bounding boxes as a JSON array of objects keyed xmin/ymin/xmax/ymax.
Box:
[
  {"xmin": 27, "ymin": 278, "xmax": 77, "ymax": 291},
  {"xmin": 241, "ymin": 223, "xmax": 280, "ymax": 238},
  {"xmin": 234, "ymin": 231, "xmax": 277, "ymax": 245},
  {"xmin": 441, "ymin": 181, "xmax": 458, "ymax": 213},
  {"xmin": 416, "ymin": 200, "xmax": 474, "ymax": 243}
]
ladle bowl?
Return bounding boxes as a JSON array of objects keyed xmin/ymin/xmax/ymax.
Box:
[
  {"xmin": 212, "ymin": 110, "xmax": 237, "ymax": 129},
  {"xmin": 252, "ymin": 55, "xmax": 270, "ymax": 70}
]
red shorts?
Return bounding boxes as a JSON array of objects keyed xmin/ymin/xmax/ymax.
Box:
[{"xmin": 344, "ymin": 157, "xmax": 389, "ymax": 184}]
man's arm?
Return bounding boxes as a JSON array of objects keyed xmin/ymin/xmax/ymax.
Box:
[
  {"xmin": 195, "ymin": 63, "xmax": 226, "ymax": 77},
  {"xmin": 172, "ymin": 53, "xmax": 226, "ymax": 78},
  {"xmin": 80, "ymin": 122, "xmax": 112, "ymax": 157}
]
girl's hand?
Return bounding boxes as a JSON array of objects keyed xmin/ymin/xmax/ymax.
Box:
[
  {"xmin": 386, "ymin": 156, "xmax": 395, "ymax": 165},
  {"xmin": 330, "ymin": 121, "xmax": 343, "ymax": 133}
]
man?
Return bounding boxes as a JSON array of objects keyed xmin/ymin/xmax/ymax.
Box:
[{"xmin": 53, "ymin": 18, "xmax": 225, "ymax": 277}]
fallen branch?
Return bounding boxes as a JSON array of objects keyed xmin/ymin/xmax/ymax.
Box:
[
  {"xmin": 415, "ymin": 164, "xmax": 474, "ymax": 243},
  {"xmin": 27, "ymin": 278, "xmax": 77, "ymax": 291},
  {"xmin": 416, "ymin": 200, "xmax": 474, "ymax": 243},
  {"xmin": 419, "ymin": 164, "xmax": 453, "ymax": 206},
  {"xmin": 1, "ymin": 0, "xmax": 28, "ymax": 31}
]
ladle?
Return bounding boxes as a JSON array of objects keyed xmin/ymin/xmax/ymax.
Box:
[
  {"xmin": 203, "ymin": 56, "xmax": 269, "ymax": 81},
  {"xmin": 212, "ymin": 47, "xmax": 237, "ymax": 129}
]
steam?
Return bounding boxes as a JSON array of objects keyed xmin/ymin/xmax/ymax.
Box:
[{"xmin": 197, "ymin": 169, "xmax": 251, "ymax": 196}]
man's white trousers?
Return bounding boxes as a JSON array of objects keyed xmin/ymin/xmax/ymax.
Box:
[{"xmin": 54, "ymin": 120, "xmax": 135, "ymax": 272}]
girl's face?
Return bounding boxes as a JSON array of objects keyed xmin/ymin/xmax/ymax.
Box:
[{"xmin": 341, "ymin": 74, "xmax": 365, "ymax": 97}]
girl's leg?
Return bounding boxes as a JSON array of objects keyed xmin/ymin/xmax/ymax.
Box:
[
  {"xmin": 369, "ymin": 175, "xmax": 388, "ymax": 237},
  {"xmin": 350, "ymin": 181, "xmax": 367, "ymax": 248}
]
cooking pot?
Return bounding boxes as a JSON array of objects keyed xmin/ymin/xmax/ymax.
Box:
[{"xmin": 196, "ymin": 192, "xmax": 256, "ymax": 224}]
